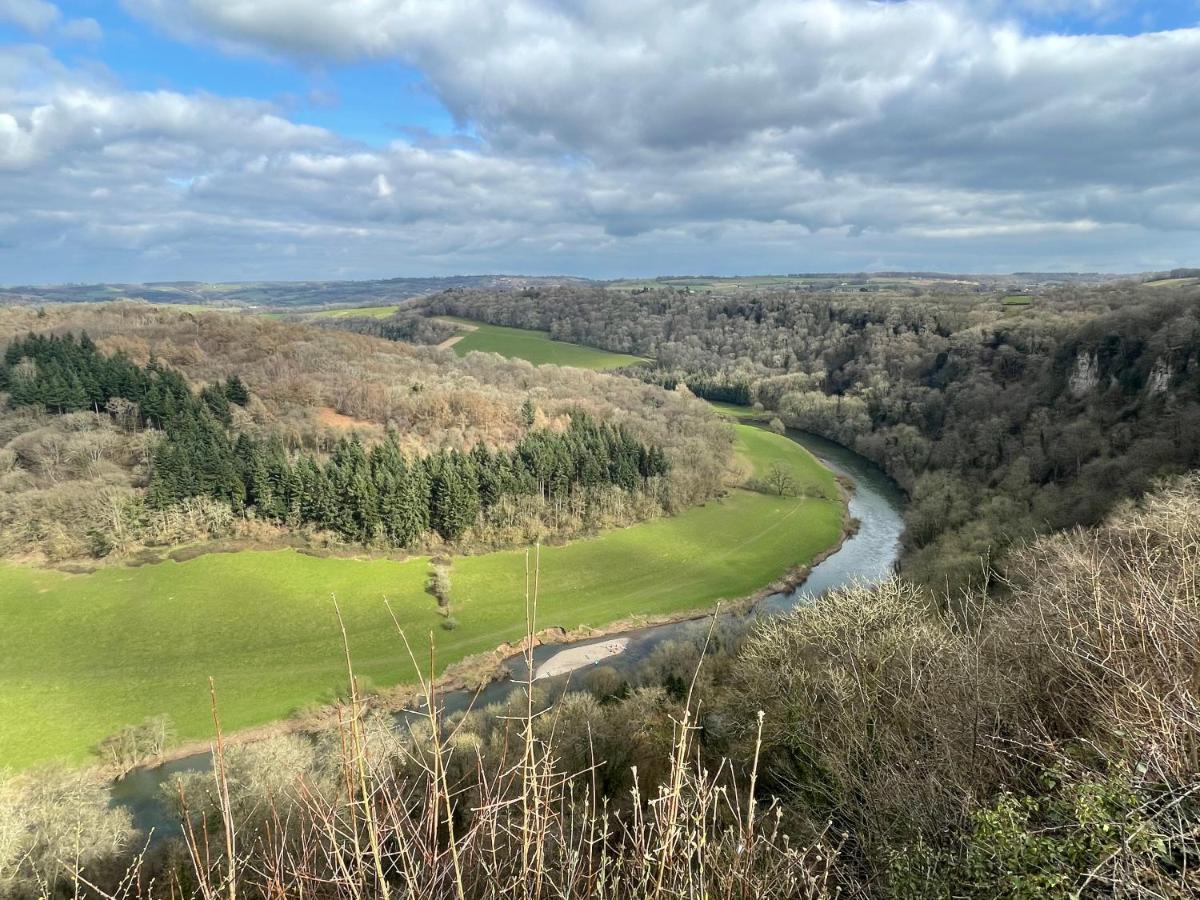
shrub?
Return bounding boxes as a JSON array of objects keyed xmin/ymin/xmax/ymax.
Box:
[
  {"xmin": 890, "ymin": 770, "xmax": 1200, "ymax": 898},
  {"xmin": 726, "ymin": 578, "xmax": 1015, "ymax": 869},
  {"xmin": 86, "ymin": 526, "xmax": 114, "ymax": 558},
  {"xmin": 998, "ymin": 474, "xmax": 1200, "ymax": 778},
  {"xmin": 0, "ymin": 767, "xmax": 134, "ymax": 896},
  {"xmin": 96, "ymin": 714, "xmax": 175, "ymax": 775},
  {"xmin": 427, "ymin": 562, "xmax": 452, "ymax": 607}
]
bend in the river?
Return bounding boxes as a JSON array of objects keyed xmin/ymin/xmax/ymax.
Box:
[{"xmin": 109, "ymin": 424, "xmax": 906, "ymax": 839}]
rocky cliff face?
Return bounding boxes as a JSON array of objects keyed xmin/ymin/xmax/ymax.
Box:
[
  {"xmin": 1069, "ymin": 352, "xmax": 1100, "ymax": 397},
  {"xmin": 1148, "ymin": 357, "xmax": 1173, "ymax": 395}
]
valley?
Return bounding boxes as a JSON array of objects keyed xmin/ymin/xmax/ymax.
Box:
[
  {"xmin": 3, "ymin": 278, "xmax": 1199, "ymax": 899},
  {"xmin": 0, "ymin": 330, "xmax": 843, "ymax": 767}
]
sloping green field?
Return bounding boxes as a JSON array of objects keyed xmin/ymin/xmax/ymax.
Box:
[
  {"xmin": 708, "ymin": 401, "xmax": 765, "ymax": 420},
  {"xmin": 442, "ymin": 317, "xmax": 645, "ymax": 370},
  {"xmin": 0, "ymin": 424, "xmax": 840, "ymax": 769},
  {"xmin": 310, "ymin": 304, "xmax": 404, "ymax": 319}
]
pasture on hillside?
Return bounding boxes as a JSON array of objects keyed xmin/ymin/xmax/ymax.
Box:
[
  {"xmin": 310, "ymin": 304, "xmax": 405, "ymax": 319},
  {"xmin": 0, "ymin": 424, "xmax": 841, "ymax": 768},
  {"xmin": 440, "ymin": 317, "xmax": 646, "ymax": 370},
  {"xmin": 708, "ymin": 400, "xmax": 767, "ymax": 420}
]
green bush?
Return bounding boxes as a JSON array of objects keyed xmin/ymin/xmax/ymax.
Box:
[{"xmin": 889, "ymin": 772, "xmax": 1193, "ymax": 899}]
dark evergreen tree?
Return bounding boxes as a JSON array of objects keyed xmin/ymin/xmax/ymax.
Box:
[
  {"xmin": 430, "ymin": 452, "xmax": 480, "ymax": 542},
  {"xmin": 201, "ymin": 383, "xmax": 232, "ymax": 425},
  {"xmin": 224, "ymin": 375, "xmax": 250, "ymax": 407}
]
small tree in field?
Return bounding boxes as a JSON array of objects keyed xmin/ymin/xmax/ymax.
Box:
[
  {"xmin": 427, "ymin": 561, "xmax": 452, "ymax": 607},
  {"xmin": 765, "ymin": 462, "xmax": 798, "ymax": 496}
]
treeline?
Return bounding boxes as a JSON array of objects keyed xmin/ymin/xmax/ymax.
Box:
[
  {"xmin": 0, "ymin": 331, "xmax": 249, "ymax": 424},
  {"xmin": 314, "ymin": 310, "xmax": 459, "ymax": 346},
  {"xmin": 645, "ymin": 374, "xmax": 753, "ymax": 406},
  {"xmin": 151, "ymin": 413, "xmax": 668, "ymax": 545},
  {"xmin": 425, "ymin": 282, "xmax": 1200, "ymax": 591},
  {"xmin": 2, "ymin": 331, "xmax": 669, "ymax": 548}
]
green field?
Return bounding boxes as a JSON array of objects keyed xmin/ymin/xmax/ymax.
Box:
[
  {"xmin": 1144, "ymin": 277, "xmax": 1200, "ymax": 289},
  {"xmin": 442, "ymin": 317, "xmax": 645, "ymax": 370},
  {"xmin": 709, "ymin": 401, "xmax": 767, "ymax": 421},
  {"xmin": 0, "ymin": 425, "xmax": 841, "ymax": 768},
  {"xmin": 310, "ymin": 304, "xmax": 404, "ymax": 319}
]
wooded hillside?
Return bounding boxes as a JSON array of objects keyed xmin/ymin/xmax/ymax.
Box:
[
  {"xmin": 425, "ymin": 282, "xmax": 1200, "ymax": 590},
  {"xmin": 0, "ymin": 304, "xmax": 727, "ymax": 561}
]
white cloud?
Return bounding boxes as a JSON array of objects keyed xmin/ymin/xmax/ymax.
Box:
[
  {"xmin": 59, "ymin": 17, "xmax": 103, "ymax": 42},
  {"xmin": 121, "ymin": 2, "xmax": 1200, "ymax": 181},
  {"xmin": 0, "ymin": 0, "xmax": 60, "ymax": 32},
  {"xmin": 2, "ymin": 1, "xmax": 1199, "ymax": 280}
]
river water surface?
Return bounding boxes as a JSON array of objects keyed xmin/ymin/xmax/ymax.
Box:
[{"xmin": 110, "ymin": 427, "xmax": 905, "ymax": 841}]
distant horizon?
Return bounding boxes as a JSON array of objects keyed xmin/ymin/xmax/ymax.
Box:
[{"xmin": 6, "ymin": 267, "xmax": 1195, "ymax": 291}]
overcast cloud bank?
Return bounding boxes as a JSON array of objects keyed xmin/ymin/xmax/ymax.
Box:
[{"xmin": 1, "ymin": 0, "xmax": 1198, "ymax": 281}]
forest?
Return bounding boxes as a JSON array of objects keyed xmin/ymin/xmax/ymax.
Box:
[
  {"xmin": 313, "ymin": 309, "xmax": 460, "ymax": 346},
  {"xmin": 424, "ymin": 281, "xmax": 1200, "ymax": 591},
  {"xmin": 0, "ymin": 305, "xmax": 721, "ymax": 562},
  {"xmin": 0, "ymin": 332, "xmax": 667, "ymax": 549}
]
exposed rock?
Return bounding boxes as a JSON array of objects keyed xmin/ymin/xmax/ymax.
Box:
[
  {"xmin": 1148, "ymin": 357, "xmax": 1173, "ymax": 394},
  {"xmin": 1069, "ymin": 352, "xmax": 1100, "ymax": 397}
]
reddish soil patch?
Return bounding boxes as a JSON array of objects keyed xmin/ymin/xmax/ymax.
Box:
[{"xmin": 316, "ymin": 406, "xmax": 377, "ymax": 430}]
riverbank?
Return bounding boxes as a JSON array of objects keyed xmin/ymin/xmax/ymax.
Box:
[
  {"xmin": 101, "ymin": 421, "xmax": 904, "ymax": 850},
  {"xmin": 97, "ymin": 490, "xmax": 856, "ymax": 776},
  {"xmin": 93, "ymin": 462, "xmax": 860, "ymax": 777},
  {"xmin": 0, "ymin": 423, "xmax": 844, "ymax": 770},
  {"xmin": 535, "ymin": 639, "xmax": 630, "ymax": 679}
]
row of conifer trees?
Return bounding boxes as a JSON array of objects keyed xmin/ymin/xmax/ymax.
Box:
[{"xmin": 1, "ymin": 332, "xmax": 669, "ymax": 545}]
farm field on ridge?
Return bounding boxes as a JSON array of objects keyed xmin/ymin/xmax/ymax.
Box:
[
  {"xmin": 309, "ymin": 304, "xmax": 404, "ymax": 319},
  {"xmin": 439, "ymin": 316, "xmax": 646, "ymax": 369},
  {"xmin": 0, "ymin": 423, "xmax": 842, "ymax": 769}
]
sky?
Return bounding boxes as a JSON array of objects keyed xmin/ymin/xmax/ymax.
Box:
[{"xmin": 1, "ymin": 0, "xmax": 1199, "ymax": 284}]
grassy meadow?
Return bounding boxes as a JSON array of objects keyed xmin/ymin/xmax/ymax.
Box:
[
  {"xmin": 0, "ymin": 424, "xmax": 840, "ymax": 769},
  {"xmin": 708, "ymin": 400, "xmax": 767, "ymax": 421},
  {"xmin": 309, "ymin": 304, "xmax": 405, "ymax": 319},
  {"xmin": 441, "ymin": 317, "xmax": 645, "ymax": 370},
  {"xmin": 1145, "ymin": 277, "xmax": 1200, "ymax": 289}
]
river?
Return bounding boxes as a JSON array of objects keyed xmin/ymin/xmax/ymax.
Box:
[{"xmin": 109, "ymin": 426, "xmax": 905, "ymax": 842}]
